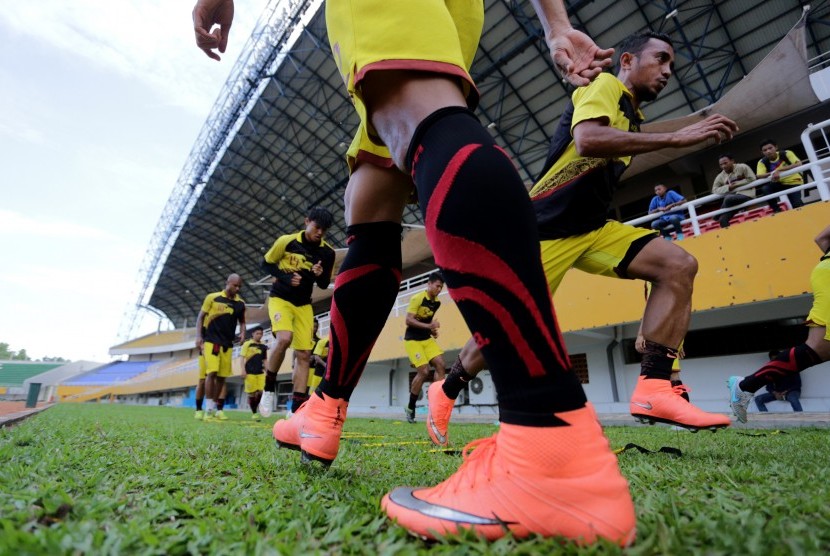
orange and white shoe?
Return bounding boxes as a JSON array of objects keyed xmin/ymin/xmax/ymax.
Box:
[
  {"xmin": 426, "ymin": 380, "xmax": 455, "ymax": 447},
  {"xmin": 273, "ymin": 391, "xmax": 348, "ymax": 466},
  {"xmin": 382, "ymin": 403, "xmax": 636, "ymax": 545},
  {"xmin": 630, "ymin": 376, "xmax": 730, "ymax": 431}
]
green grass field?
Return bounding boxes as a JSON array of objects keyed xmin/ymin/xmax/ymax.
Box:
[{"xmin": 1, "ymin": 404, "xmax": 829, "ymax": 555}]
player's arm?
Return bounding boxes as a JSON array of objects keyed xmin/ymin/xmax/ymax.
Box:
[
  {"xmin": 405, "ymin": 312, "xmax": 433, "ymax": 330},
  {"xmin": 262, "ymin": 235, "xmax": 296, "ymax": 284},
  {"xmin": 193, "ymin": 0, "xmax": 235, "ymax": 61},
  {"xmin": 530, "ymin": 0, "xmax": 614, "ymax": 87},
  {"xmin": 195, "ymin": 310, "xmax": 207, "ymax": 349},
  {"xmin": 815, "ymin": 224, "xmax": 830, "ymax": 253},
  {"xmin": 315, "ymin": 250, "xmax": 336, "ymax": 289},
  {"xmin": 573, "ymin": 114, "xmax": 737, "ymax": 158}
]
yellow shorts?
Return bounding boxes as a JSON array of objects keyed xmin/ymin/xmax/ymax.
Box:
[
  {"xmin": 268, "ymin": 297, "xmax": 315, "ymax": 350},
  {"xmin": 807, "ymin": 257, "xmax": 830, "ymax": 340},
  {"xmin": 198, "ymin": 353, "xmax": 207, "ymax": 380},
  {"xmin": 540, "ymin": 221, "xmax": 658, "ymax": 294},
  {"xmin": 405, "ymin": 338, "xmax": 444, "ymax": 368},
  {"xmin": 327, "ymin": 0, "xmax": 483, "ymax": 171},
  {"xmin": 203, "ymin": 341, "xmax": 233, "ymax": 378},
  {"xmin": 244, "ymin": 373, "xmax": 266, "ymax": 394}
]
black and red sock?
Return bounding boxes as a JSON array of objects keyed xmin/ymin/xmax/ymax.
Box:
[
  {"xmin": 319, "ymin": 222, "xmax": 403, "ymax": 401},
  {"xmin": 406, "ymin": 107, "xmax": 584, "ymax": 426},
  {"xmin": 443, "ymin": 356, "xmax": 474, "ymax": 400},
  {"xmin": 640, "ymin": 340, "xmax": 677, "ymax": 381},
  {"xmin": 740, "ymin": 344, "xmax": 820, "ymax": 393}
]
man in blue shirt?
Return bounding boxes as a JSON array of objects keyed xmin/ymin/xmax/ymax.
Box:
[{"xmin": 648, "ymin": 184, "xmax": 686, "ymax": 240}]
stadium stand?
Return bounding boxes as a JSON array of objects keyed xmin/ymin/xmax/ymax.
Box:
[
  {"xmin": 63, "ymin": 361, "xmax": 157, "ymax": 386},
  {"xmin": 0, "ymin": 362, "xmax": 62, "ymax": 387}
]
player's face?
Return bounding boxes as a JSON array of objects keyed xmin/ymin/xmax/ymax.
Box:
[
  {"xmin": 628, "ymin": 39, "xmax": 674, "ymax": 102},
  {"xmin": 719, "ymin": 157, "xmax": 734, "ymax": 172},
  {"xmin": 761, "ymin": 143, "xmax": 778, "ymax": 159},
  {"xmin": 305, "ymin": 219, "xmax": 327, "ymax": 243},
  {"xmin": 226, "ymin": 277, "xmax": 242, "ymax": 296},
  {"xmin": 427, "ymin": 280, "xmax": 444, "ymax": 297},
  {"xmin": 253, "ymin": 330, "xmax": 263, "ymax": 341}
]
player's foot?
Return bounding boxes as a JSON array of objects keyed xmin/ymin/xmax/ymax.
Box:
[
  {"xmin": 273, "ymin": 392, "xmax": 348, "ymax": 467},
  {"xmin": 194, "ymin": 410, "xmax": 204, "ymax": 420},
  {"xmin": 215, "ymin": 410, "xmax": 228, "ymax": 421},
  {"xmin": 382, "ymin": 403, "xmax": 636, "ymax": 544},
  {"xmin": 252, "ymin": 413, "xmax": 261, "ymax": 422},
  {"xmin": 426, "ymin": 380, "xmax": 455, "ymax": 447},
  {"xmin": 630, "ymin": 376, "xmax": 730, "ymax": 431},
  {"xmin": 404, "ymin": 407, "xmax": 416, "ymax": 424},
  {"xmin": 727, "ymin": 375, "xmax": 754, "ymax": 423},
  {"xmin": 203, "ymin": 411, "xmax": 214, "ymax": 421},
  {"xmin": 259, "ymin": 391, "xmax": 274, "ymax": 418}
]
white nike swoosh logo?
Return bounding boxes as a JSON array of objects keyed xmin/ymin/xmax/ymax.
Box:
[
  {"xmin": 428, "ymin": 416, "xmax": 447, "ymax": 444},
  {"xmin": 632, "ymin": 401, "xmax": 653, "ymax": 410},
  {"xmin": 299, "ymin": 431, "xmax": 321, "ymax": 439}
]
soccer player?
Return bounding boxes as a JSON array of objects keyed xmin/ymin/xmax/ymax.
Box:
[
  {"xmin": 427, "ymin": 32, "xmax": 736, "ymax": 448},
  {"xmin": 727, "ymin": 224, "xmax": 830, "ymax": 422},
  {"xmin": 194, "ymin": 0, "xmax": 637, "ymax": 545},
  {"xmin": 308, "ymin": 325, "xmax": 328, "ymax": 394},
  {"xmin": 403, "ymin": 271, "xmax": 446, "ymax": 423},
  {"xmin": 241, "ymin": 326, "xmax": 268, "ymax": 420},
  {"xmin": 195, "ymin": 273, "xmax": 246, "ymax": 421},
  {"xmin": 258, "ymin": 207, "xmax": 335, "ymax": 417}
]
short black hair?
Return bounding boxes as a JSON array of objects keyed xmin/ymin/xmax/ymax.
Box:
[
  {"xmin": 307, "ymin": 206, "xmax": 334, "ymax": 229},
  {"xmin": 428, "ymin": 270, "xmax": 444, "ymax": 283},
  {"xmin": 718, "ymin": 153, "xmax": 734, "ymax": 161},
  {"xmin": 251, "ymin": 326, "xmax": 263, "ymax": 333},
  {"xmin": 760, "ymin": 139, "xmax": 777, "ymax": 149},
  {"xmin": 616, "ymin": 31, "xmax": 673, "ymax": 71}
]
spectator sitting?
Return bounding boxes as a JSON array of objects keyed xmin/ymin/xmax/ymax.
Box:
[
  {"xmin": 648, "ymin": 184, "xmax": 686, "ymax": 240},
  {"xmin": 712, "ymin": 154, "xmax": 757, "ymax": 228},
  {"xmin": 756, "ymin": 139, "xmax": 805, "ymax": 212},
  {"xmin": 754, "ymin": 350, "xmax": 803, "ymax": 413}
]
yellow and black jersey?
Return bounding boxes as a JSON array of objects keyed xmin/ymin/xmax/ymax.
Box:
[
  {"xmin": 262, "ymin": 231, "xmax": 336, "ymax": 306},
  {"xmin": 241, "ymin": 340, "xmax": 267, "ymax": 375},
  {"xmin": 757, "ymin": 150, "xmax": 803, "ymax": 186},
  {"xmin": 313, "ymin": 336, "xmax": 330, "ymax": 359},
  {"xmin": 530, "ymin": 73, "xmax": 645, "ymax": 240},
  {"xmin": 200, "ymin": 291, "xmax": 245, "ymax": 348},
  {"xmin": 404, "ymin": 290, "xmax": 441, "ymax": 341}
]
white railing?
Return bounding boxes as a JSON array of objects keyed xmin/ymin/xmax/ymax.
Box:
[{"xmin": 628, "ymin": 119, "xmax": 830, "ymax": 235}]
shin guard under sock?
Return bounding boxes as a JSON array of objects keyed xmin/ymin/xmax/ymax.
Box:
[
  {"xmin": 640, "ymin": 340, "xmax": 677, "ymax": 381},
  {"xmin": 406, "ymin": 106, "xmax": 584, "ymax": 425},
  {"xmin": 740, "ymin": 344, "xmax": 821, "ymax": 393},
  {"xmin": 319, "ymin": 222, "xmax": 402, "ymax": 401}
]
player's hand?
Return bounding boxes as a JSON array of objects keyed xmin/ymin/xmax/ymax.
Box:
[
  {"xmin": 241, "ymin": 371, "xmax": 247, "ymax": 379},
  {"xmin": 674, "ymin": 114, "xmax": 738, "ymax": 147},
  {"xmin": 771, "ymin": 169, "xmax": 781, "ymax": 182},
  {"xmin": 635, "ymin": 334, "xmax": 646, "ymax": 353},
  {"xmin": 431, "ymin": 329, "xmax": 439, "ymax": 338},
  {"xmin": 311, "ymin": 261, "xmax": 323, "ymax": 277},
  {"xmin": 430, "ymin": 320, "xmax": 440, "ymax": 330},
  {"xmin": 193, "ymin": 0, "xmax": 235, "ymax": 61},
  {"xmin": 196, "ymin": 338, "xmax": 204, "ymax": 350},
  {"xmin": 549, "ymin": 28, "xmax": 614, "ymax": 87},
  {"xmin": 290, "ymin": 273, "xmax": 302, "ymax": 286}
]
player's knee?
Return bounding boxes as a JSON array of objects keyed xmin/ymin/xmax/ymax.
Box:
[{"xmin": 660, "ymin": 250, "xmax": 697, "ymax": 286}]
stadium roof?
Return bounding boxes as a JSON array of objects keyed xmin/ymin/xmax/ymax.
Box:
[{"xmin": 123, "ymin": 0, "xmax": 830, "ymax": 334}]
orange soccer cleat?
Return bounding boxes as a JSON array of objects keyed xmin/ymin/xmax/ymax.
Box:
[
  {"xmin": 630, "ymin": 375, "xmax": 730, "ymax": 431},
  {"xmin": 273, "ymin": 391, "xmax": 348, "ymax": 466},
  {"xmin": 426, "ymin": 380, "xmax": 456, "ymax": 447},
  {"xmin": 382, "ymin": 403, "xmax": 636, "ymax": 545}
]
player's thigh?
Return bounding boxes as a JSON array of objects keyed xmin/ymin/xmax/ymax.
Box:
[
  {"xmin": 289, "ymin": 304, "xmax": 315, "ymax": 351},
  {"xmin": 344, "ymin": 162, "xmax": 411, "ymax": 225},
  {"xmin": 540, "ymin": 232, "xmax": 599, "ymax": 294},
  {"xmin": 423, "ymin": 338, "xmax": 444, "ymax": 363},
  {"xmin": 405, "ymin": 340, "xmax": 428, "ymax": 368},
  {"xmin": 198, "ymin": 355, "xmax": 207, "ymax": 379},
  {"xmin": 203, "ymin": 343, "xmax": 221, "ymax": 374},
  {"xmin": 269, "ymin": 297, "xmax": 296, "ymax": 335},
  {"xmin": 576, "ymin": 222, "xmax": 662, "ymax": 281},
  {"xmin": 217, "ymin": 349, "xmax": 233, "ymax": 378}
]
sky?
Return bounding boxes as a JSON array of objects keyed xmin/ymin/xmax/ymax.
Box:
[{"xmin": 0, "ymin": 0, "xmax": 266, "ymax": 362}]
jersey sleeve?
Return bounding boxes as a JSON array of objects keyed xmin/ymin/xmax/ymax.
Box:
[
  {"xmin": 200, "ymin": 293, "xmax": 215, "ymax": 314},
  {"xmin": 241, "ymin": 340, "xmax": 251, "ymax": 357},
  {"xmin": 784, "ymin": 150, "xmax": 800, "ymax": 165},
  {"xmin": 570, "ymin": 75, "xmax": 618, "ymax": 133},
  {"xmin": 313, "ymin": 337, "xmax": 329, "ymax": 357},
  {"xmin": 264, "ymin": 234, "xmax": 294, "ymax": 264},
  {"xmin": 406, "ymin": 292, "xmax": 423, "ymax": 315}
]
